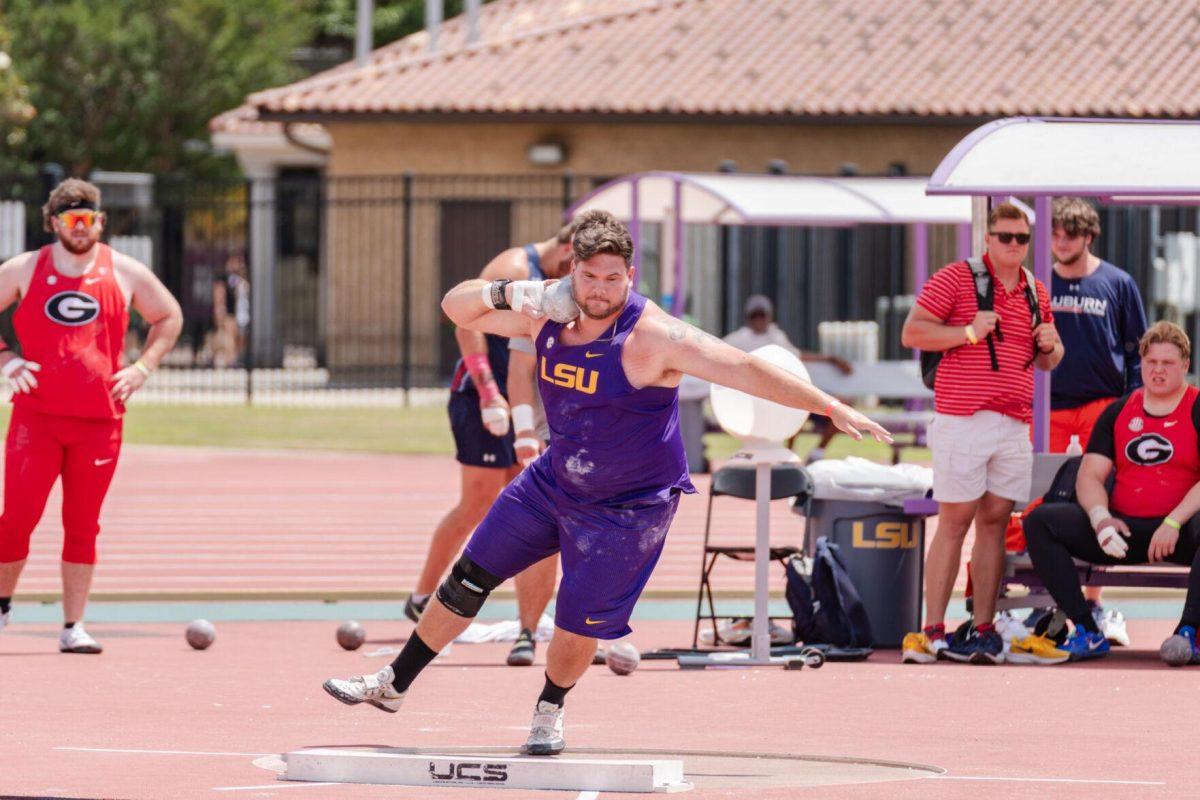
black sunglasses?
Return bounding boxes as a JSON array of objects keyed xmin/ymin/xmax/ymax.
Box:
[{"xmin": 989, "ymin": 231, "xmax": 1031, "ymax": 245}]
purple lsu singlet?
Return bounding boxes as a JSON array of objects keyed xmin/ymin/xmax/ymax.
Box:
[{"xmin": 535, "ymin": 291, "xmax": 696, "ymax": 504}]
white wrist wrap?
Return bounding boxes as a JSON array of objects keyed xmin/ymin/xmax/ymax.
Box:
[
  {"xmin": 481, "ymin": 283, "xmax": 496, "ymax": 309},
  {"xmin": 512, "ymin": 404, "xmax": 535, "ymax": 433},
  {"xmin": 1088, "ymin": 506, "xmax": 1111, "ymax": 530}
]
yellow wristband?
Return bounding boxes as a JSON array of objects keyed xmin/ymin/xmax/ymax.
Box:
[
  {"xmin": 964, "ymin": 325, "xmax": 979, "ymax": 345},
  {"xmin": 133, "ymin": 360, "xmax": 151, "ymax": 377},
  {"xmin": 1164, "ymin": 516, "xmax": 1182, "ymax": 530}
]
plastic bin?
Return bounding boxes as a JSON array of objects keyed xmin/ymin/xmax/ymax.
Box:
[{"xmin": 794, "ymin": 498, "xmax": 924, "ymax": 648}]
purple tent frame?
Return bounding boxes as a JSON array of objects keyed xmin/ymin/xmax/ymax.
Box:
[{"xmin": 927, "ymin": 116, "xmax": 1200, "ymax": 452}]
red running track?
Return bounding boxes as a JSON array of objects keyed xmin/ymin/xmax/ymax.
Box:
[
  {"xmin": 15, "ymin": 446, "xmax": 809, "ymax": 599},
  {"xmin": 0, "ymin": 617, "xmax": 1192, "ymax": 800}
]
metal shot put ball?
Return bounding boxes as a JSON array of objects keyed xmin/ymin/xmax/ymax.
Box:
[
  {"xmin": 1160, "ymin": 634, "xmax": 1195, "ymax": 667},
  {"xmin": 186, "ymin": 619, "xmax": 216, "ymax": 650},
  {"xmin": 544, "ymin": 278, "xmax": 581, "ymax": 323},
  {"xmin": 336, "ymin": 620, "xmax": 366, "ymax": 651},
  {"xmin": 606, "ymin": 641, "xmax": 641, "ymax": 675}
]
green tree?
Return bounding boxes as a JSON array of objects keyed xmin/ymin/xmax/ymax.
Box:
[
  {"xmin": 0, "ymin": 0, "xmax": 314, "ymax": 176},
  {"xmin": 0, "ymin": 15, "xmax": 33, "ymax": 170}
]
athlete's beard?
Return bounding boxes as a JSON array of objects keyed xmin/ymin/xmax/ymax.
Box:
[
  {"xmin": 1056, "ymin": 246, "xmax": 1086, "ymax": 267},
  {"xmin": 57, "ymin": 228, "xmax": 99, "ymax": 256},
  {"xmin": 574, "ymin": 285, "xmax": 629, "ymax": 320}
]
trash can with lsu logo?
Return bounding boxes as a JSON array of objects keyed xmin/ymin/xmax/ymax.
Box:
[{"xmin": 793, "ymin": 499, "xmax": 927, "ymax": 647}]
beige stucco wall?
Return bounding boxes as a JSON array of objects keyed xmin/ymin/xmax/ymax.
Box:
[
  {"xmin": 325, "ymin": 120, "xmax": 972, "ymax": 177},
  {"xmin": 318, "ymin": 119, "xmax": 973, "ymax": 373}
]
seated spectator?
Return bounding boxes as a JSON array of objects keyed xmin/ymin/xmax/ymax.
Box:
[
  {"xmin": 1012, "ymin": 321, "xmax": 1200, "ymax": 665},
  {"xmin": 724, "ymin": 295, "xmax": 851, "ymax": 462}
]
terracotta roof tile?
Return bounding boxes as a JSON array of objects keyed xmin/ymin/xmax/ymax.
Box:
[{"xmin": 226, "ymin": 0, "xmax": 1200, "ymax": 127}]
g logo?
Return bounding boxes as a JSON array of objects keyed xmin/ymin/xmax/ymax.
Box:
[
  {"xmin": 1126, "ymin": 433, "xmax": 1173, "ymax": 466},
  {"xmin": 45, "ymin": 291, "xmax": 100, "ymax": 326}
]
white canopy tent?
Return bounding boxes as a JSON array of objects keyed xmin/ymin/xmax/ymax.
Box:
[
  {"xmin": 568, "ymin": 172, "xmax": 975, "ymax": 316},
  {"xmin": 927, "ymin": 116, "xmax": 1200, "ymax": 452}
]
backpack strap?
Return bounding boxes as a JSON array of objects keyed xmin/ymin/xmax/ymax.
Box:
[
  {"xmin": 966, "ymin": 257, "xmax": 1000, "ymax": 372},
  {"xmin": 1021, "ymin": 267, "xmax": 1042, "ymax": 368}
]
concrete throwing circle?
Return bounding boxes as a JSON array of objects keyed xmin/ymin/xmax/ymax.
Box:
[{"xmin": 256, "ymin": 746, "xmax": 943, "ymax": 791}]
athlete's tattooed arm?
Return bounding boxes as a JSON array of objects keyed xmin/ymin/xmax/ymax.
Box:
[{"xmin": 646, "ymin": 310, "xmax": 892, "ymax": 443}]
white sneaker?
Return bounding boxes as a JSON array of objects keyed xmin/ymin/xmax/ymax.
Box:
[
  {"xmin": 59, "ymin": 624, "xmax": 102, "ymax": 654},
  {"xmin": 323, "ymin": 665, "xmax": 405, "ymax": 713},
  {"xmin": 1095, "ymin": 607, "xmax": 1131, "ymax": 647},
  {"xmin": 0, "ymin": 610, "xmax": 9, "ymax": 634},
  {"xmin": 995, "ymin": 611, "xmax": 1031, "ymax": 646},
  {"xmin": 521, "ymin": 700, "xmax": 565, "ymax": 756}
]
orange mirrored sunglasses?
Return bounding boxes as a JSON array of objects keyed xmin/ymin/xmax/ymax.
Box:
[{"xmin": 57, "ymin": 209, "xmax": 102, "ymax": 229}]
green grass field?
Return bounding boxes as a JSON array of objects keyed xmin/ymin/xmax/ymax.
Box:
[{"xmin": 0, "ymin": 404, "xmax": 929, "ymax": 461}]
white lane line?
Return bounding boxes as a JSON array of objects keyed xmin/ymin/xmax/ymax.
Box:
[
  {"xmin": 574, "ymin": 793, "xmax": 600, "ymax": 800},
  {"xmin": 56, "ymin": 747, "xmax": 273, "ymax": 757},
  {"xmin": 932, "ymin": 775, "xmax": 1166, "ymax": 786},
  {"xmin": 213, "ymin": 783, "xmax": 339, "ymax": 792}
]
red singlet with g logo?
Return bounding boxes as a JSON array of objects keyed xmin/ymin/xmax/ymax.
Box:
[
  {"xmin": 12, "ymin": 244, "xmax": 129, "ymax": 419},
  {"xmin": 1111, "ymin": 386, "xmax": 1200, "ymax": 516}
]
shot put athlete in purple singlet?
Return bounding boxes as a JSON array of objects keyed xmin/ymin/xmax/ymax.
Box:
[{"xmin": 322, "ymin": 210, "xmax": 891, "ymax": 756}]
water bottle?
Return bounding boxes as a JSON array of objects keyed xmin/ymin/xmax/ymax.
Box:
[{"xmin": 1066, "ymin": 434, "xmax": 1083, "ymax": 456}]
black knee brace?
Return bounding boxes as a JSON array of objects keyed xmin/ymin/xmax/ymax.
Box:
[{"xmin": 436, "ymin": 555, "xmax": 503, "ymax": 618}]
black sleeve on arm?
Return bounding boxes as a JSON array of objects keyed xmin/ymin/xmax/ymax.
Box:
[
  {"xmin": 1193, "ymin": 395, "xmax": 1200, "ymax": 459},
  {"xmin": 1086, "ymin": 397, "xmax": 1124, "ymax": 460}
]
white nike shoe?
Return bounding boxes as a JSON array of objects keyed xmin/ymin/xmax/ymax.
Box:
[
  {"xmin": 0, "ymin": 610, "xmax": 10, "ymax": 634},
  {"xmin": 323, "ymin": 665, "xmax": 405, "ymax": 713},
  {"xmin": 1094, "ymin": 606, "xmax": 1131, "ymax": 647},
  {"xmin": 59, "ymin": 623, "xmax": 103, "ymax": 654},
  {"xmin": 521, "ymin": 700, "xmax": 565, "ymax": 756}
]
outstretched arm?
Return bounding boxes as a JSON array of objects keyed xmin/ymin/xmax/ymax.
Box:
[{"xmin": 648, "ymin": 318, "xmax": 892, "ymax": 443}]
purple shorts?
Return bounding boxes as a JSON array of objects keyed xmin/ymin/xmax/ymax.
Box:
[{"xmin": 464, "ymin": 457, "xmax": 679, "ymax": 640}]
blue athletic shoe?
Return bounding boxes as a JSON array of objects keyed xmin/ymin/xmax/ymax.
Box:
[
  {"xmin": 941, "ymin": 627, "xmax": 1004, "ymax": 664},
  {"xmin": 1061, "ymin": 627, "xmax": 1110, "ymax": 661}
]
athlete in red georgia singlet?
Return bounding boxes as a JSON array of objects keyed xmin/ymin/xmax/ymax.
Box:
[{"xmin": 0, "ymin": 179, "xmax": 182, "ymax": 654}]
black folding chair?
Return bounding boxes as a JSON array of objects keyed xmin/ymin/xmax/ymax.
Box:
[{"xmin": 691, "ymin": 463, "xmax": 814, "ymax": 648}]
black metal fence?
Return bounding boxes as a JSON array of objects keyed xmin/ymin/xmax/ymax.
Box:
[{"xmin": 1, "ymin": 170, "xmax": 1196, "ymax": 404}]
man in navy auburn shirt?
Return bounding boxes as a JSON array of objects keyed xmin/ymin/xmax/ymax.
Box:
[
  {"xmin": 1047, "ymin": 197, "xmax": 1147, "ymax": 646},
  {"xmin": 1012, "ymin": 322, "xmax": 1200, "ymax": 665}
]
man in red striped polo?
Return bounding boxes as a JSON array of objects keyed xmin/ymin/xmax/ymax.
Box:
[{"xmin": 899, "ymin": 202, "xmax": 1062, "ymax": 665}]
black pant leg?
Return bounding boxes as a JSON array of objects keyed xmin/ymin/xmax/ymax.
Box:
[
  {"xmin": 1167, "ymin": 517, "xmax": 1200, "ymax": 630},
  {"xmin": 1023, "ymin": 503, "xmax": 1102, "ymax": 631}
]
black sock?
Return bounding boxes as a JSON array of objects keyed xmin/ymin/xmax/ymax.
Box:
[
  {"xmin": 537, "ymin": 673, "xmax": 574, "ymax": 708},
  {"xmin": 388, "ymin": 631, "xmax": 438, "ymax": 693},
  {"xmin": 63, "ymin": 621, "xmax": 75, "ymax": 629},
  {"xmin": 0, "ymin": 597, "xmax": 10, "ymax": 615}
]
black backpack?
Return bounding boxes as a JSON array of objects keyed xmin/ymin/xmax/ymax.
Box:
[
  {"xmin": 785, "ymin": 537, "xmax": 874, "ymax": 649},
  {"xmin": 1042, "ymin": 454, "xmax": 1114, "ymax": 504},
  {"xmin": 920, "ymin": 257, "xmax": 1042, "ymax": 389}
]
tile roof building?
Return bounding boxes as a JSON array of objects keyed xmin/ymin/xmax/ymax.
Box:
[{"xmin": 210, "ymin": 0, "xmax": 1197, "ymax": 378}]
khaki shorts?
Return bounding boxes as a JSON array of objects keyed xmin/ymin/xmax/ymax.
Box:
[{"xmin": 928, "ymin": 411, "xmax": 1032, "ymax": 504}]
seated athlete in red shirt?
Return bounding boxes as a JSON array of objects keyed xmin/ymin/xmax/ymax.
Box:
[
  {"xmin": 1013, "ymin": 322, "xmax": 1200, "ymax": 665},
  {"xmin": 0, "ymin": 178, "xmax": 182, "ymax": 654}
]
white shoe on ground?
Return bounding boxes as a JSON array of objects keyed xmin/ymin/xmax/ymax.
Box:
[
  {"xmin": 59, "ymin": 624, "xmax": 102, "ymax": 654},
  {"xmin": 323, "ymin": 665, "xmax": 405, "ymax": 713},
  {"xmin": 1094, "ymin": 606, "xmax": 1131, "ymax": 647},
  {"xmin": 521, "ymin": 700, "xmax": 565, "ymax": 756}
]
